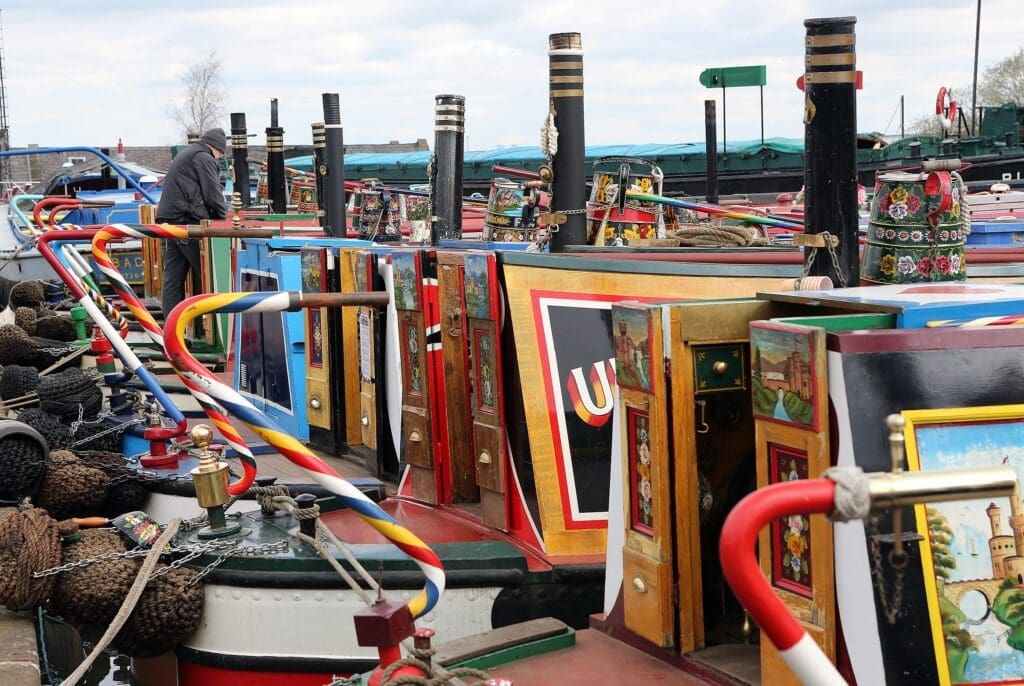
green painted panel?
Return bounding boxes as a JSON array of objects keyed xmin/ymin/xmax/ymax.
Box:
[
  {"xmin": 773, "ymin": 313, "xmax": 896, "ymax": 332},
  {"xmin": 453, "ymin": 627, "xmax": 577, "ymax": 671},
  {"xmin": 699, "ymin": 65, "xmax": 767, "ymax": 88},
  {"xmin": 693, "ymin": 343, "xmax": 747, "ymax": 394}
]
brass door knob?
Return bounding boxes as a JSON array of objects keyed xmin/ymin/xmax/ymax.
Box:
[
  {"xmin": 310, "ymin": 397, "xmax": 321, "ymax": 409},
  {"xmin": 713, "ymin": 361, "xmax": 728, "ymax": 375},
  {"xmin": 361, "ymin": 414, "xmax": 370, "ymax": 426},
  {"xmin": 409, "ymin": 430, "xmax": 422, "ymax": 443},
  {"xmin": 478, "ymin": 450, "xmax": 491, "ymax": 464},
  {"xmin": 632, "ymin": 576, "xmax": 647, "ymax": 594}
]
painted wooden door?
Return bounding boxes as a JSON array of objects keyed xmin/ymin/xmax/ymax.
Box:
[
  {"xmin": 668, "ymin": 299, "xmax": 804, "ymax": 653},
  {"xmin": 749, "ymin": 321, "xmax": 834, "ymax": 685},
  {"xmin": 466, "ymin": 253, "xmax": 507, "ymax": 529},
  {"xmin": 437, "ymin": 251, "xmax": 478, "ymax": 503},
  {"xmin": 614, "ymin": 302, "xmax": 674, "ymax": 647},
  {"xmin": 355, "ymin": 251, "xmax": 378, "ymax": 452},
  {"xmin": 393, "ymin": 250, "xmax": 437, "ymax": 503}
]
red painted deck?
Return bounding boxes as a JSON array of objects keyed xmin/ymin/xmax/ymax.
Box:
[
  {"xmin": 320, "ymin": 499, "xmax": 606, "ymax": 572},
  {"xmin": 491, "ymin": 629, "xmax": 714, "ymax": 685}
]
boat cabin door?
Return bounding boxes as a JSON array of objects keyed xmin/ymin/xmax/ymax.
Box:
[
  {"xmin": 750, "ymin": 321, "xmax": 835, "ymax": 684},
  {"xmin": 614, "ymin": 302, "xmax": 676, "ymax": 648}
]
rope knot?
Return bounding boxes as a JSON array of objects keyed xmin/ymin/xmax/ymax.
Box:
[{"xmin": 822, "ymin": 466, "xmax": 871, "ymax": 522}]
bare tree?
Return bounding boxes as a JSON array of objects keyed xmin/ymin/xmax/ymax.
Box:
[
  {"xmin": 977, "ymin": 47, "xmax": 1024, "ymax": 107},
  {"xmin": 167, "ymin": 51, "xmax": 226, "ymax": 139}
]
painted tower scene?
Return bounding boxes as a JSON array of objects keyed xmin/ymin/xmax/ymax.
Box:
[{"xmin": 915, "ymin": 419, "xmax": 1024, "ymax": 684}]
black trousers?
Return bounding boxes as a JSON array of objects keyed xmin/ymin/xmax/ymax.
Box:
[{"xmin": 161, "ymin": 238, "xmax": 202, "ymax": 320}]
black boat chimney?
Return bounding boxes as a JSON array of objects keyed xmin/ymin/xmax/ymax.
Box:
[
  {"xmin": 909, "ymin": 141, "xmax": 921, "ymax": 159},
  {"xmin": 266, "ymin": 98, "xmax": 287, "ymax": 214},
  {"xmin": 802, "ymin": 17, "xmax": 858, "ymax": 286},
  {"xmin": 231, "ymin": 112, "xmax": 249, "ymax": 207},
  {"xmin": 187, "ymin": 132, "xmax": 199, "ymax": 145},
  {"xmin": 704, "ymin": 100, "xmax": 719, "ymax": 204},
  {"xmin": 311, "ymin": 121, "xmax": 326, "ymax": 228},
  {"xmin": 547, "ymin": 32, "xmax": 587, "ymax": 252},
  {"xmin": 430, "ymin": 94, "xmax": 465, "ymax": 244},
  {"xmin": 322, "ymin": 93, "xmax": 347, "ymax": 238}
]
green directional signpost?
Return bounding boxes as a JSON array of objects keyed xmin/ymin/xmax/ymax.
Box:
[{"xmin": 699, "ymin": 65, "xmax": 768, "ymax": 153}]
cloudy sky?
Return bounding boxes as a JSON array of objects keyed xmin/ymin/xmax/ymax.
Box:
[{"xmin": 2, "ymin": 1, "xmax": 1020, "ymax": 151}]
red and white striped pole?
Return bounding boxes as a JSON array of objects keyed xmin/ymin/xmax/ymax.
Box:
[{"xmin": 719, "ymin": 478, "xmax": 845, "ymax": 685}]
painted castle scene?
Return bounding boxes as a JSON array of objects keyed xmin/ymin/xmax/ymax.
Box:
[
  {"xmin": 750, "ymin": 325, "xmax": 815, "ymax": 428},
  {"xmin": 914, "ymin": 418, "xmax": 1024, "ymax": 684}
]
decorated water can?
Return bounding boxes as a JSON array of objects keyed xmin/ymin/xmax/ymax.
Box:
[
  {"xmin": 357, "ymin": 186, "xmax": 402, "ymax": 242},
  {"xmin": 586, "ymin": 157, "xmax": 672, "ymax": 246},
  {"xmin": 860, "ymin": 171, "xmax": 967, "ymax": 284},
  {"xmin": 482, "ymin": 177, "xmax": 538, "ymax": 242},
  {"xmin": 289, "ymin": 176, "xmax": 318, "ymax": 213}
]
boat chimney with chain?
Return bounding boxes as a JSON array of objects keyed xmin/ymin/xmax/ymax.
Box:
[
  {"xmin": 311, "ymin": 120, "xmax": 326, "ymax": 228},
  {"xmin": 547, "ymin": 32, "xmax": 587, "ymax": 251},
  {"xmin": 799, "ymin": 16, "xmax": 859, "ymax": 287}
]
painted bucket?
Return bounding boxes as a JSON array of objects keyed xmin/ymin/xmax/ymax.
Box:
[
  {"xmin": 405, "ymin": 185, "xmax": 431, "ymax": 243},
  {"xmin": 255, "ymin": 169, "xmax": 269, "ymax": 206},
  {"xmin": 357, "ymin": 187, "xmax": 402, "ymax": 242},
  {"xmin": 860, "ymin": 171, "xmax": 966, "ymax": 284},
  {"xmin": 482, "ymin": 177, "xmax": 538, "ymax": 242},
  {"xmin": 586, "ymin": 157, "xmax": 673, "ymax": 246},
  {"xmin": 289, "ymin": 177, "xmax": 318, "ymax": 213}
]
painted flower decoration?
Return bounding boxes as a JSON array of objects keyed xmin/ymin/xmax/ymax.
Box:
[
  {"xmin": 897, "ymin": 255, "xmax": 916, "ymax": 275},
  {"xmin": 885, "ymin": 229, "xmax": 897, "ymax": 240},
  {"xmin": 951, "ymin": 254, "xmax": 962, "ymax": 273},
  {"xmin": 910, "ymin": 230, "xmax": 923, "ymax": 242},
  {"xmin": 880, "ymin": 254, "xmax": 897, "ymax": 275},
  {"xmin": 936, "ymin": 255, "xmax": 952, "ymax": 275},
  {"xmin": 890, "ymin": 185, "xmax": 909, "ymax": 204},
  {"xmin": 889, "ymin": 203, "xmax": 909, "ymax": 221},
  {"xmin": 940, "ymin": 230, "xmax": 949, "ymax": 241},
  {"xmin": 898, "ymin": 231, "xmax": 910, "ymax": 241},
  {"xmin": 788, "ymin": 515, "xmax": 803, "ymax": 535},
  {"xmin": 788, "ymin": 533, "xmax": 806, "ymax": 558},
  {"xmin": 876, "ymin": 228, "xmax": 886, "ymax": 239},
  {"xmin": 916, "ymin": 256, "xmax": 934, "ymax": 277}
]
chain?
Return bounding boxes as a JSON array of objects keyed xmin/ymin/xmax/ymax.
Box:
[
  {"xmin": 868, "ymin": 517, "xmax": 906, "ymax": 624},
  {"xmin": 70, "ymin": 415, "xmax": 141, "ymax": 449},
  {"xmin": 31, "ymin": 547, "xmax": 157, "ymax": 577},
  {"xmin": 798, "ymin": 232, "xmax": 848, "ymax": 287},
  {"xmin": 31, "ymin": 536, "xmax": 288, "ymax": 580},
  {"xmin": 825, "ymin": 236, "xmax": 848, "ymax": 288},
  {"xmin": 183, "ymin": 540, "xmax": 289, "ymax": 588}
]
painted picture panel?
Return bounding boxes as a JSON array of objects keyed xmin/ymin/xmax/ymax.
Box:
[
  {"xmin": 769, "ymin": 443, "xmax": 812, "ymax": 598},
  {"xmin": 464, "ymin": 253, "xmax": 492, "ymax": 321},
  {"xmin": 906, "ymin": 406, "xmax": 1024, "ymax": 686},
  {"xmin": 750, "ymin": 322, "xmax": 819, "ymax": 430},
  {"xmin": 403, "ymin": 321, "xmax": 423, "ymax": 397},
  {"xmin": 627, "ymin": 408, "xmax": 654, "ymax": 536},
  {"xmin": 392, "ymin": 251, "xmax": 420, "ymax": 311},
  {"xmin": 612, "ymin": 305, "xmax": 653, "ymax": 393},
  {"xmin": 474, "ymin": 328, "xmax": 497, "ymax": 414}
]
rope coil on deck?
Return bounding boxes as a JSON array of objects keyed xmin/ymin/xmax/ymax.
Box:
[{"xmin": 0, "ymin": 509, "xmax": 66, "ymax": 611}]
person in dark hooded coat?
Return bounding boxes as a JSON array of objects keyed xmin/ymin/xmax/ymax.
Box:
[{"xmin": 156, "ymin": 128, "xmax": 229, "ymax": 320}]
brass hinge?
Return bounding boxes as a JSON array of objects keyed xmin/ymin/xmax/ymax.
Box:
[
  {"xmin": 664, "ymin": 357, "xmax": 672, "ymax": 378},
  {"xmin": 540, "ymin": 212, "xmax": 567, "ymax": 225}
]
